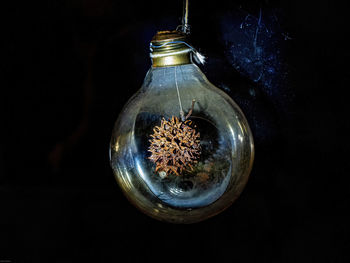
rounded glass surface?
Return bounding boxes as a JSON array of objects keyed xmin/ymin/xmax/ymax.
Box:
[{"xmin": 110, "ymin": 64, "xmax": 254, "ymax": 223}]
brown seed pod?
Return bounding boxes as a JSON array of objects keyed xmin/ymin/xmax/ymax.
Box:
[{"xmin": 148, "ymin": 116, "xmax": 201, "ymax": 177}]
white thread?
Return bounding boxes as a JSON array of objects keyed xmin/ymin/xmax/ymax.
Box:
[
  {"xmin": 150, "ymin": 48, "xmax": 191, "ymax": 58},
  {"xmin": 175, "ymin": 67, "xmax": 185, "ymax": 121}
]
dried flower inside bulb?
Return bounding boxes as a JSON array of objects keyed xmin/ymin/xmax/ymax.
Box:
[{"xmin": 148, "ymin": 115, "xmax": 201, "ymax": 177}]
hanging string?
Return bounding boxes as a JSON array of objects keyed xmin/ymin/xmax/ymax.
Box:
[
  {"xmin": 174, "ymin": 66, "xmax": 185, "ymax": 121},
  {"xmin": 176, "ymin": 0, "xmax": 190, "ymax": 34},
  {"xmin": 150, "ymin": 0, "xmax": 206, "ymax": 65},
  {"xmin": 182, "ymin": 0, "xmax": 190, "ymax": 34}
]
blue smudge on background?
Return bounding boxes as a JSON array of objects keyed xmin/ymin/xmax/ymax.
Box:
[{"xmin": 219, "ymin": 8, "xmax": 294, "ymax": 116}]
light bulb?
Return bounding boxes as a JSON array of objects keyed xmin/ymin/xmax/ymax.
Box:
[{"xmin": 109, "ymin": 31, "xmax": 254, "ymax": 223}]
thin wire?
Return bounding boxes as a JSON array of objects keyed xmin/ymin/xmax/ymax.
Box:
[
  {"xmin": 183, "ymin": 0, "xmax": 189, "ymax": 31},
  {"xmin": 150, "ymin": 41, "xmax": 194, "ymax": 50},
  {"xmin": 150, "ymin": 40, "xmax": 206, "ymax": 65},
  {"xmin": 177, "ymin": 0, "xmax": 190, "ymax": 34},
  {"xmin": 174, "ymin": 67, "xmax": 185, "ymax": 121}
]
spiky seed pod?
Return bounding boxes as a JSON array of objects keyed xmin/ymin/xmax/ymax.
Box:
[{"xmin": 148, "ymin": 116, "xmax": 201, "ymax": 177}]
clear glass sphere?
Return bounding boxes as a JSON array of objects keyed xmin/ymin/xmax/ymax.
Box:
[{"xmin": 110, "ymin": 63, "xmax": 254, "ymax": 223}]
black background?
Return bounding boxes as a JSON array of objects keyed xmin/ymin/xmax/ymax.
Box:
[{"xmin": 1, "ymin": 0, "xmax": 349, "ymax": 262}]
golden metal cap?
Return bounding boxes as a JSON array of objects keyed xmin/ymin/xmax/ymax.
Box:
[{"xmin": 150, "ymin": 30, "xmax": 192, "ymax": 67}]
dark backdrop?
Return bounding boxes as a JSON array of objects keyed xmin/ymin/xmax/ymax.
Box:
[{"xmin": 1, "ymin": 0, "xmax": 349, "ymax": 262}]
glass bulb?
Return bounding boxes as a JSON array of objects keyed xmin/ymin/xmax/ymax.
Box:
[{"xmin": 109, "ymin": 31, "xmax": 254, "ymax": 223}]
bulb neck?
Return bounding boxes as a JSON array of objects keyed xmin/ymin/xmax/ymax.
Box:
[{"xmin": 150, "ymin": 31, "xmax": 192, "ymax": 67}]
